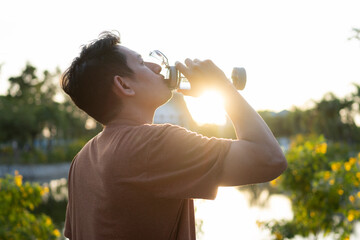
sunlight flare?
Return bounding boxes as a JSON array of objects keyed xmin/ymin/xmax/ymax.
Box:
[{"xmin": 184, "ymin": 90, "xmax": 227, "ymax": 126}]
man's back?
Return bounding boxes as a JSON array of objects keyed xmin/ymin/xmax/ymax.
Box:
[{"xmin": 65, "ymin": 122, "xmax": 232, "ymax": 240}]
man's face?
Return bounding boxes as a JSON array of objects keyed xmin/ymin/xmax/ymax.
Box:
[{"xmin": 117, "ymin": 45, "xmax": 172, "ymax": 109}]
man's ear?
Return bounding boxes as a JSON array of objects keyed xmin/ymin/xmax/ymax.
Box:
[{"xmin": 113, "ymin": 75, "xmax": 135, "ymax": 97}]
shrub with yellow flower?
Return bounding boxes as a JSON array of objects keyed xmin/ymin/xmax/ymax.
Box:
[
  {"xmin": 349, "ymin": 157, "xmax": 356, "ymax": 165},
  {"xmin": 344, "ymin": 162, "xmax": 352, "ymax": 171},
  {"xmin": 331, "ymin": 162, "xmax": 341, "ymax": 171},
  {"xmin": 338, "ymin": 189, "xmax": 344, "ymax": 196},
  {"xmin": 53, "ymin": 229, "xmax": 61, "ymax": 237},
  {"xmin": 315, "ymin": 142, "xmax": 327, "ymax": 154},
  {"xmin": 323, "ymin": 171, "xmax": 331, "ymax": 181},
  {"xmin": 0, "ymin": 172, "xmax": 61, "ymax": 240},
  {"xmin": 356, "ymin": 172, "xmax": 360, "ymax": 181},
  {"xmin": 275, "ymin": 231, "xmax": 283, "ymax": 240},
  {"xmin": 261, "ymin": 135, "xmax": 360, "ymax": 240},
  {"xmin": 14, "ymin": 170, "xmax": 23, "ymax": 187},
  {"xmin": 348, "ymin": 212, "xmax": 355, "ymax": 222}
]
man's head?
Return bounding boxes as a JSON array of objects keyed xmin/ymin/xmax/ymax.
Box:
[{"xmin": 61, "ymin": 31, "xmax": 171, "ymax": 125}]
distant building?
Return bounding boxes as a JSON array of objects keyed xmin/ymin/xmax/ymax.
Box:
[{"xmin": 154, "ymin": 93, "xmax": 196, "ymax": 129}]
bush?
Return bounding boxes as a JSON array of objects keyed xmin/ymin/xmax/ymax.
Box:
[
  {"xmin": 20, "ymin": 149, "xmax": 47, "ymax": 164},
  {"xmin": 47, "ymin": 147, "xmax": 67, "ymax": 163},
  {"xmin": 259, "ymin": 135, "xmax": 360, "ymax": 240},
  {"xmin": 65, "ymin": 138, "xmax": 87, "ymax": 161},
  {"xmin": 0, "ymin": 171, "xmax": 61, "ymax": 239}
]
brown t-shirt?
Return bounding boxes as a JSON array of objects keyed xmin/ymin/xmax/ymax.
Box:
[{"xmin": 65, "ymin": 123, "xmax": 232, "ymax": 240}]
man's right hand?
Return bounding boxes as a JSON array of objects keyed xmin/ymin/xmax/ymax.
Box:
[{"xmin": 175, "ymin": 58, "xmax": 233, "ymax": 97}]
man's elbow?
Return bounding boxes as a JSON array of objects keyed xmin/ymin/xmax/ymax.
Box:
[{"xmin": 268, "ymin": 148, "xmax": 287, "ymax": 180}]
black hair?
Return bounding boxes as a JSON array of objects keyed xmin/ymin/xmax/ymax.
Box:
[{"xmin": 61, "ymin": 31, "xmax": 134, "ymax": 124}]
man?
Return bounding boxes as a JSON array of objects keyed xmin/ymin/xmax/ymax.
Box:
[{"xmin": 61, "ymin": 31, "xmax": 287, "ymax": 240}]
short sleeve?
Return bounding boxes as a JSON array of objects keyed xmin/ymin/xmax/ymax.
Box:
[
  {"xmin": 144, "ymin": 124, "xmax": 233, "ymax": 200},
  {"xmin": 64, "ymin": 203, "xmax": 72, "ymax": 238}
]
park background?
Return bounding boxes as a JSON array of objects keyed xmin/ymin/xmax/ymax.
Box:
[{"xmin": 1, "ymin": 0, "xmax": 360, "ymax": 239}]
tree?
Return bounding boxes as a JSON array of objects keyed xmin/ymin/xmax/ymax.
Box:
[
  {"xmin": 0, "ymin": 63, "xmax": 61, "ymax": 147},
  {"xmin": 259, "ymin": 87, "xmax": 360, "ymax": 143},
  {"xmin": 312, "ymin": 92, "xmax": 358, "ymax": 142},
  {"xmin": 0, "ymin": 63, "xmax": 101, "ymax": 144},
  {"xmin": 0, "ymin": 63, "xmax": 101, "ymax": 163}
]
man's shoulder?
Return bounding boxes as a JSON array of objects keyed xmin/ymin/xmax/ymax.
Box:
[
  {"xmin": 143, "ymin": 123, "xmax": 196, "ymax": 138},
  {"xmin": 102, "ymin": 123, "xmax": 192, "ymax": 144},
  {"xmin": 113, "ymin": 123, "xmax": 191, "ymax": 135},
  {"xmin": 143, "ymin": 123, "xmax": 187, "ymax": 132}
]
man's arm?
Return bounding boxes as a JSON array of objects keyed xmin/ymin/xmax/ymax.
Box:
[{"xmin": 176, "ymin": 59, "xmax": 287, "ymax": 187}]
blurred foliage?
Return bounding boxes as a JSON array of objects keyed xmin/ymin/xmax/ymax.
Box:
[
  {"xmin": 1, "ymin": 139, "xmax": 88, "ymax": 164},
  {"xmin": 0, "ymin": 171, "xmax": 60, "ymax": 239},
  {"xmin": 258, "ymin": 135, "xmax": 360, "ymax": 240},
  {"xmin": 259, "ymin": 85, "xmax": 360, "ymax": 143},
  {"xmin": 0, "ymin": 63, "xmax": 102, "ymax": 164},
  {"xmin": 349, "ymin": 28, "xmax": 360, "ymax": 41},
  {"xmin": 34, "ymin": 178, "xmax": 68, "ymax": 232}
]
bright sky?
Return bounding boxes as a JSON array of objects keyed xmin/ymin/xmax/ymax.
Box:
[{"xmin": 1, "ymin": 0, "xmax": 360, "ymax": 114}]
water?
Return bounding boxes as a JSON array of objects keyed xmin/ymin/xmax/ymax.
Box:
[
  {"xmin": 0, "ymin": 163, "xmax": 70, "ymax": 183},
  {"xmin": 195, "ymin": 187, "xmax": 360, "ymax": 240},
  {"xmin": 195, "ymin": 187, "xmax": 292, "ymax": 240}
]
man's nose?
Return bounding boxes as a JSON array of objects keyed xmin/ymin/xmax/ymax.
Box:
[
  {"xmin": 154, "ymin": 64, "xmax": 162, "ymax": 74},
  {"xmin": 147, "ymin": 62, "xmax": 162, "ymax": 74}
]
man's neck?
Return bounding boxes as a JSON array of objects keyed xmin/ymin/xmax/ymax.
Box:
[{"xmin": 106, "ymin": 106, "xmax": 155, "ymax": 127}]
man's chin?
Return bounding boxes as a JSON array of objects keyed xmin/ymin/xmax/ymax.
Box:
[
  {"xmin": 159, "ymin": 91, "xmax": 173, "ymax": 107},
  {"xmin": 165, "ymin": 91, "xmax": 174, "ymax": 103}
]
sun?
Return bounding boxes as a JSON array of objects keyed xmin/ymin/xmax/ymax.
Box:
[{"xmin": 184, "ymin": 90, "xmax": 227, "ymax": 125}]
